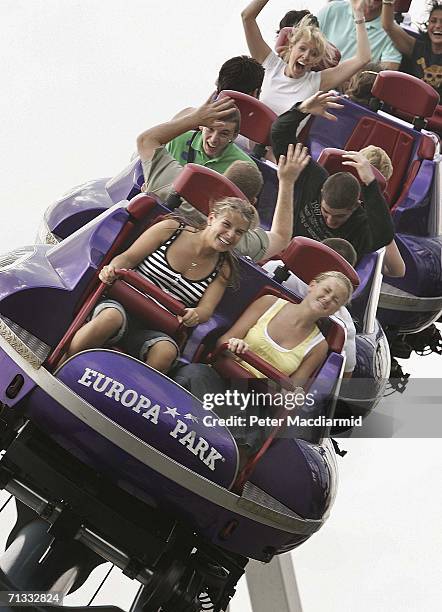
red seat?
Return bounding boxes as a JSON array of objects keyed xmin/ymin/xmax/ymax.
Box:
[
  {"xmin": 171, "ymin": 163, "xmax": 248, "ymax": 216},
  {"xmin": 343, "ymin": 71, "xmax": 438, "ymax": 205},
  {"xmin": 280, "ymin": 236, "xmax": 360, "ymax": 289},
  {"xmin": 217, "ymin": 90, "xmax": 277, "ymax": 146},
  {"xmin": 274, "ymin": 27, "xmax": 341, "ymax": 71},
  {"xmin": 317, "ymin": 147, "xmax": 387, "ymax": 195}
]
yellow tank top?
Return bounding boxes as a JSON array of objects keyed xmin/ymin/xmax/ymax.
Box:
[{"xmin": 238, "ymin": 299, "xmax": 325, "ymax": 378}]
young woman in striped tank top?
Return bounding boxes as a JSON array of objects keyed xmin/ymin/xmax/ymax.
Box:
[{"xmin": 65, "ymin": 197, "xmax": 259, "ymax": 373}]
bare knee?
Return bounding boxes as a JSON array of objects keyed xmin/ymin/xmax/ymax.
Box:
[
  {"xmin": 67, "ymin": 308, "xmax": 124, "ymax": 356},
  {"xmin": 145, "ymin": 341, "xmax": 178, "ymax": 374}
]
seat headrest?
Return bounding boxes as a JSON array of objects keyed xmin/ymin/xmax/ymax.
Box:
[
  {"xmin": 393, "ymin": 0, "xmax": 411, "ymax": 11},
  {"xmin": 317, "ymin": 147, "xmax": 387, "ymax": 194},
  {"xmin": 217, "ymin": 90, "xmax": 277, "ymax": 145},
  {"xmin": 372, "ymin": 71, "xmax": 440, "ymax": 119},
  {"xmin": 281, "ymin": 236, "xmax": 360, "ymax": 288},
  {"xmin": 274, "ymin": 27, "xmax": 341, "ymax": 71},
  {"xmin": 126, "ymin": 193, "xmax": 159, "ymax": 219},
  {"xmin": 172, "ymin": 163, "xmax": 248, "ymax": 216}
]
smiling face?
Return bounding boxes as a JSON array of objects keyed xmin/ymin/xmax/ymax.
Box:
[
  {"xmin": 285, "ymin": 37, "xmax": 320, "ymax": 78},
  {"xmin": 206, "ymin": 210, "xmax": 250, "ymax": 251},
  {"xmin": 307, "ymin": 277, "xmax": 350, "ymax": 316},
  {"xmin": 200, "ymin": 121, "xmax": 237, "ymax": 158},
  {"xmin": 428, "ymin": 9, "xmax": 442, "ymax": 48}
]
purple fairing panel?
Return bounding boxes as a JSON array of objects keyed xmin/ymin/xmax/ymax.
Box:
[
  {"xmin": 105, "ymin": 157, "xmax": 144, "ymax": 204},
  {"xmin": 0, "ymin": 350, "xmax": 36, "ymax": 407},
  {"xmin": 391, "ymin": 160, "xmax": 435, "ymax": 235},
  {"xmin": 249, "ymin": 439, "xmax": 336, "ymax": 522},
  {"xmin": 23, "ymin": 377, "xmax": 330, "ymax": 560},
  {"xmin": 386, "ymin": 234, "xmax": 442, "ymax": 297},
  {"xmin": 55, "ymin": 350, "xmax": 238, "ymax": 486},
  {"xmin": 0, "ymin": 206, "xmax": 130, "ymax": 346},
  {"xmin": 45, "ymin": 178, "xmax": 113, "ymax": 238}
]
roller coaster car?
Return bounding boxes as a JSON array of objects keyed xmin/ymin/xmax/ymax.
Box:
[{"xmin": 0, "ymin": 176, "xmax": 349, "ymax": 610}]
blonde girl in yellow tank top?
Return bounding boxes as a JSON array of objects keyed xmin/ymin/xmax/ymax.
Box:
[{"xmin": 217, "ymin": 271, "xmax": 353, "ymax": 387}]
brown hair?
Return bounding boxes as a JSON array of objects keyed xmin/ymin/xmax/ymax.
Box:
[
  {"xmin": 321, "ymin": 238, "xmax": 357, "ymax": 267},
  {"xmin": 313, "ymin": 271, "xmax": 354, "ymax": 303},
  {"xmin": 343, "ymin": 63, "xmax": 381, "ymax": 108},
  {"xmin": 360, "ymin": 145, "xmax": 393, "ymax": 180},
  {"xmin": 281, "ymin": 16, "xmax": 335, "ymax": 68},
  {"xmin": 321, "ymin": 172, "xmax": 361, "ymax": 210},
  {"xmin": 224, "ymin": 161, "xmax": 264, "ymax": 201},
  {"xmin": 222, "ymin": 107, "xmax": 242, "ymax": 137}
]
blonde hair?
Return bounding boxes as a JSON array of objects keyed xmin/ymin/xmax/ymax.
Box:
[
  {"xmin": 211, "ymin": 196, "xmax": 260, "ymax": 231},
  {"xmin": 281, "ymin": 15, "xmax": 334, "ymax": 67},
  {"xmin": 359, "ymin": 145, "xmax": 394, "ymax": 181},
  {"xmin": 313, "ymin": 271, "xmax": 354, "ymax": 303}
]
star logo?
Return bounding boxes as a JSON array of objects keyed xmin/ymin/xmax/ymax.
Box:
[
  {"xmin": 164, "ymin": 406, "xmax": 180, "ymax": 418},
  {"xmin": 184, "ymin": 413, "xmax": 199, "ymax": 423}
]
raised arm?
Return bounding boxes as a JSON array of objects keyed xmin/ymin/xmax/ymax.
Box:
[
  {"xmin": 241, "ymin": 0, "xmax": 272, "ymax": 64},
  {"xmin": 320, "ymin": 0, "xmax": 371, "ymax": 91},
  {"xmin": 264, "ymin": 143, "xmax": 311, "ymax": 256},
  {"xmin": 342, "ymin": 151, "xmax": 395, "ymax": 250},
  {"xmin": 381, "ymin": 1, "xmax": 415, "ymax": 57},
  {"xmin": 136, "ymin": 96, "xmax": 236, "ymax": 162}
]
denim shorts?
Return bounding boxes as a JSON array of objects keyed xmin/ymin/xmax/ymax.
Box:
[{"xmin": 92, "ymin": 299, "xmax": 179, "ymax": 362}]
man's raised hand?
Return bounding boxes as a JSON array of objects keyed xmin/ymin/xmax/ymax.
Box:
[
  {"xmin": 298, "ymin": 91, "xmax": 344, "ymax": 121},
  {"xmin": 194, "ymin": 95, "xmax": 237, "ymax": 129},
  {"xmin": 277, "ymin": 143, "xmax": 311, "ymax": 184}
]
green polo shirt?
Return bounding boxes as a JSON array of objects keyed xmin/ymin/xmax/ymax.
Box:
[
  {"xmin": 317, "ymin": 1, "xmax": 402, "ymax": 64},
  {"xmin": 166, "ymin": 130, "xmax": 255, "ymax": 174}
]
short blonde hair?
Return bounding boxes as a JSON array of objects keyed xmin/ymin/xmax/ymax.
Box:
[
  {"xmin": 360, "ymin": 145, "xmax": 394, "ymax": 180},
  {"xmin": 313, "ymin": 271, "xmax": 354, "ymax": 304},
  {"xmin": 281, "ymin": 16, "xmax": 334, "ymax": 67}
]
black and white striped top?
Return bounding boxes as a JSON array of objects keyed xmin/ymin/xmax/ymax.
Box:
[{"xmin": 136, "ymin": 222, "xmax": 225, "ymax": 308}]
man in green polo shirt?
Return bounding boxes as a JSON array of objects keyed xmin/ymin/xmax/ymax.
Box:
[
  {"xmin": 166, "ymin": 104, "xmax": 254, "ymax": 174},
  {"xmin": 317, "ymin": 0, "xmax": 402, "ymax": 69}
]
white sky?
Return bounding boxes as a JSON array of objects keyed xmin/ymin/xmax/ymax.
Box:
[{"xmin": 0, "ymin": 1, "xmax": 440, "ymax": 611}]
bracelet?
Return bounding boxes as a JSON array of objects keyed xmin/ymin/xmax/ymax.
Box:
[
  {"xmin": 382, "ymin": 1, "xmax": 394, "ymax": 4},
  {"xmin": 354, "ymin": 17, "xmax": 365, "ymax": 24}
]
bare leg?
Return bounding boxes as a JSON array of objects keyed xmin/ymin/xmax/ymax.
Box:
[
  {"xmin": 66, "ymin": 308, "xmax": 124, "ymax": 357},
  {"xmin": 145, "ymin": 340, "xmax": 178, "ymax": 374}
]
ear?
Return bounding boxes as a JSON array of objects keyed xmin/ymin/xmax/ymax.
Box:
[
  {"xmin": 207, "ymin": 212, "xmax": 215, "ymax": 225},
  {"xmin": 307, "ymin": 279, "xmax": 317, "ymax": 292},
  {"xmin": 198, "ymin": 126, "xmax": 204, "ymax": 132}
]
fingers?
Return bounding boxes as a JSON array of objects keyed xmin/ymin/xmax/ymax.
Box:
[
  {"xmin": 178, "ymin": 308, "xmax": 200, "ymax": 327},
  {"xmin": 227, "ymin": 338, "xmax": 248, "ymax": 354},
  {"xmin": 99, "ymin": 265, "xmax": 117, "ymax": 285}
]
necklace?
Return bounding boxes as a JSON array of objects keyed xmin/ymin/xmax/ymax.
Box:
[{"xmin": 187, "ymin": 261, "xmax": 198, "ymax": 273}]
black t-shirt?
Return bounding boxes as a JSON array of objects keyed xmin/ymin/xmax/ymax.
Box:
[
  {"xmin": 271, "ymin": 105, "xmax": 395, "ymax": 261},
  {"xmin": 400, "ymin": 36, "xmax": 442, "ymax": 97},
  {"xmin": 294, "ymin": 181, "xmax": 392, "ymax": 260}
]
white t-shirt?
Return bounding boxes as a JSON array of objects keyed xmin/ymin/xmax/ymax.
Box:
[
  {"xmin": 260, "ymin": 51, "xmax": 322, "ymax": 116},
  {"xmin": 263, "ymin": 260, "xmax": 356, "ymax": 373}
]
